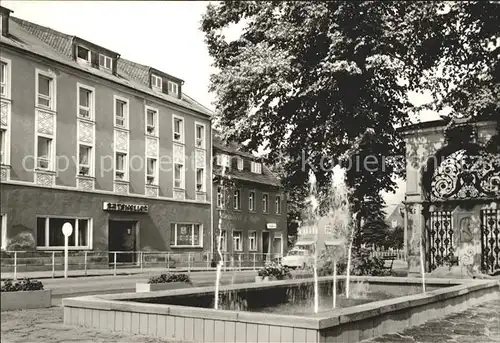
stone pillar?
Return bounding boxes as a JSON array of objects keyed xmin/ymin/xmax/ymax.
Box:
[{"xmin": 406, "ymin": 202, "xmax": 426, "ymax": 276}]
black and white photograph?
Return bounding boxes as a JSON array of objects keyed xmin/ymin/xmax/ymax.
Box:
[{"xmin": 0, "ymin": 1, "xmax": 499, "ymax": 342}]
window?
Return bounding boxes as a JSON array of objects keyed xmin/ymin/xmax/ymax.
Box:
[
  {"xmin": 174, "ymin": 163, "xmax": 184, "ymax": 189},
  {"xmin": 251, "ymin": 161, "xmax": 262, "ymax": 174},
  {"xmin": 37, "ymin": 136, "xmax": 52, "ymax": 170},
  {"xmin": 99, "ymin": 54, "xmax": 112, "ymax": 70},
  {"xmin": 0, "ymin": 61, "xmax": 7, "ymax": 97},
  {"xmin": 233, "ymin": 231, "xmax": 242, "ymax": 251},
  {"xmin": 114, "ymin": 97, "xmax": 128, "ymax": 128},
  {"xmin": 217, "ymin": 186, "xmax": 224, "ymax": 208},
  {"xmin": 249, "ymin": 231, "xmax": 257, "ymax": 251},
  {"xmin": 77, "ymin": 46, "xmax": 91, "ymax": 63},
  {"xmin": 249, "ymin": 191, "xmax": 255, "ymax": 211},
  {"xmin": 275, "ymin": 195, "xmax": 282, "ymax": 214},
  {"xmin": 216, "ymin": 154, "xmax": 230, "ymax": 168},
  {"xmin": 78, "ymin": 85, "xmax": 93, "ymax": 119},
  {"xmin": 151, "ymin": 74, "xmax": 162, "ymax": 90},
  {"xmin": 168, "ymin": 81, "xmax": 178, "ymax": 96},
  {"xmin": 146, "ymin": 158, "xmax": 157, "ymax": 184},
  {"xmin": 78, "ymin": 145, "xmax": 91, "ymax": 176},
  {"xmin": 173, "ymin": 116, "xmax": 183, "ymax": 142},
  {"xmin": 37, "ymin": 73, "xmax": 54, "ymax": 109},
  {"xmin": 263, "ymin": 193, "xmax": 269, "ymax": 213},
  {"xmin": 195, "ymin": 123, "xmax": 205, "ymax": 148},
  {"xmin": 170, "ymin": 223, "xmax": 202, "ymax": 247},
  {"xmin": 36, "ymin": 217, "xmax": 91, "ymax": 249},
  {"xmin": 115, "ymin": 152, "xmax": 127, "ymax": 179},
  {"xmin": 1, "ymin": 214, "xmax": 7, "ymax": 251},
  {"xmin": 196, "ymin": 168, "xmax": 204, "ymax": 192},
  {"xmin": 145, "ymin": 107, "xmax": 158, "ymax": 135},
  {"xmin": 233, "ymin": 190, "xmax": 241, "ymax": 210},
  {"xmin": 0, "ymin": 129, "xmax": 4, "ymax": 165},
  {"xmin": 237, "ymin": 157, "xmax": 243, "ymax": 171}
]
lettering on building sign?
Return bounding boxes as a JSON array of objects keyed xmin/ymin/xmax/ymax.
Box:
[
  {"xmin": 103, "ymin": 202, "xmax": 149, "ymax": 213},
  {"xmin": 266, "ymin": 223, "xmax": 277, "ymax": 229}
]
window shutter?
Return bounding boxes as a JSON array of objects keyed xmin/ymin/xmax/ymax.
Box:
[
  {"xmin": 161, "ymin": 79, "xmax": 169, "ymax": 95},
  {"xmin": 112, "ymin": 58, "xmax": 117, "ymax": 75},
  {"xmin": 90, "ymin": 51, "xmax": 99, "ymax": 68}
]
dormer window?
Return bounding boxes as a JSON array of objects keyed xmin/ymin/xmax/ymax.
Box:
[
  {"xmin": 152, "ymin": 75, "xmax": 162, "ymax": 91},
  {"xmin": 168, "ymin": 81, "xmax": 178, "ymax": 96},
  {"xmin": 99, "ymin": 54, "xmax": 112, "ymax": 71},
  {"xmin": 0, "ymin": 6, "xmax": 13, "ymax": 37},
  {"xmin": 251, "ymin": 161, "xmax": 262, "ymax": 174},
  {"xmin": 77, "ymin": 46, "xmax": 91, "ymax": 63},
  {"xmin": 237, "ymin": 157, "xmax": 244, "ymax": 171}
]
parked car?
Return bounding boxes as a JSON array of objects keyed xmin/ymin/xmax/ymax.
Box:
[{"xmin": 281, "ymin": 249, "xmax": 314, "ymax": 269}]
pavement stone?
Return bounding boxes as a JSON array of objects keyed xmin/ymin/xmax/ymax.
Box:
[{"xmin": 363, "ymin": 299, "xmax": 500, "ymax": 343}]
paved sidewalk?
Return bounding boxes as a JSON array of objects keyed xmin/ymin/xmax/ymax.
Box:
[
  {"xmin": 362, "ymin": 298, "xmax": 500, "ymax": 342},
  {"xmin": 1, "ymin": 265, "xmax": 258, "ymax": 280}
]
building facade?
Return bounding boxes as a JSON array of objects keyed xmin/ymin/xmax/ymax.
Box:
[
  {"xmin": 401, "ymin": 116, "xmax": 499, "ymax": 275},
  {"xmin": 212, "ymin": 132, "xmax": 287, "ymax": 263},
  {"xmin": 0, "ymin": 7, "xmax": 213, "ymax": 259}
]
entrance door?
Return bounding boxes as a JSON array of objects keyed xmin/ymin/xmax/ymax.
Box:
[
  {"xmin": 273, "ymin": 234, "xmax": 283, "ymax": 258},
  {"xmin": 108, "ymin": 220, "xmax": 137, "ymax": 265},
  {"xmin": 262, "ymin": 232, "xmax": 270, "ymax": 261}
]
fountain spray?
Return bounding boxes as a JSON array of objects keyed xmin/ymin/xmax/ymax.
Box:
[
  {"xmin": 345, "ymin": 212, "xmax": 356, "ymax": 299},
  {"xmin": 419, "ymin": 235, "xmax": 426, "ymax": 293},
  {"xmin": 214, "ymin": 166, "xmax": 227, "ymax": 310}
]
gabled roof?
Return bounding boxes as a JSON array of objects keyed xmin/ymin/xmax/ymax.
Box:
[
  {"xmin": 212, "ymin": 131, "xmax": 282, "ymax": 188},
  {"xmin": 0, "ymin": 15, "xmax": 212, "ymax": 118}
]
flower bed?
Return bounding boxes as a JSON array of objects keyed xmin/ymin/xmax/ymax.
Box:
[
  {"xmin": 1, "ymin": 279, "xmax": 51, "ymax": 311},
  {"xmin": 136, "ymin": 273, "xmax": 192, "ymax": 292},
  {"xmin": 257, "ymin": 262, "xmax": 291, "ymax": 282}
]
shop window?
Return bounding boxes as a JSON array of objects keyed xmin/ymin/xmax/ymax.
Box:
[
  {"xmin": 170, "ymin": 223, "xmax": 202, "ymax": 247},
  {"xmin": 36, "ymin": 217, "xmax": 91, "ymax": 249}
]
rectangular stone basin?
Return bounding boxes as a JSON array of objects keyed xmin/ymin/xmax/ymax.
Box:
[{"xmin": 63, "ymin": 276, "xmax": 499, "ymax": 343}]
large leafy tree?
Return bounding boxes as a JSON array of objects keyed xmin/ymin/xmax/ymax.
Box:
[{"xmin": 202, "ymin": 1, "xmax": 499, "ymax": 226}]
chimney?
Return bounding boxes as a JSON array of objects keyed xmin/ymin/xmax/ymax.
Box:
[{"xmin": 0, "ymin": 6, "xmax": 13, "ymax": 36}]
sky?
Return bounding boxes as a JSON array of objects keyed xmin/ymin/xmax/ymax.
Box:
[{"xmin": 3, "ymin": 0, "xmax": 440, "ymax": 209}]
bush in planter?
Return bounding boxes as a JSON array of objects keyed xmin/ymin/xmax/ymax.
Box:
[
  {"xmin": 1, "ymin": 278, "xmax": 44, "ymax": 292},
  {"xmin": 257, "ymin": 262, "xmax": 292, "ymax": 280},
  {"xmin": 148, "ymin": 273, "xmax": 191, "ymax": 284}
]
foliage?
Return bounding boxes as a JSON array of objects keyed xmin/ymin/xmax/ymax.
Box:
[
  {"xmin": 384, "ymin": 226, "xmax": 404, "ymax": 250},
  {"xmin": 202, "ymin": 1, "xmax": 499, "ymax": 230},
  {"xmin": 1, "ymin": 278, "xmax": 44, "ymax": 292},
  {"xmin": 148, "ymin": 273, "xmax": 191, "ymax": 284},
  {"xmin": 317, "ymin": 249, "xmax": 393, "ymax": 277},
  {"xmin": 361, "ymin": 197, "xmax": 391, "ymax": 248},
  {"xmin": 258, "ymin": 262, "xmax": 292, "ymax": 280},
  {"xmin": 6, "ymin": 232, "xmax": 36, "ymax": 251}
]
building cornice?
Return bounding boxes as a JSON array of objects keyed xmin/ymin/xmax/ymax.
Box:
[{"xmin": 2, "ymin": 179, "xmax": 211, "ymax": 206}]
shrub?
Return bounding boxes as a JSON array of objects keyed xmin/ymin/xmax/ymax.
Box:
[
  {"xmin": 1, "ymin": 278, "xmax": 44, "ymax": 292},
  {"xmin": 317, "ymin": 249, "xmax": 392, "ymax": 277},
  {"xmin": 258, "ymin": 262, "xmax": 292, "ymax": 280},
  {"xmin": 6, "ymin": 232, "xmax": 36, "ymax": 251},
  {"xmin": 148, "ymin": 273, "xmax": 191, "ymax": 284}
]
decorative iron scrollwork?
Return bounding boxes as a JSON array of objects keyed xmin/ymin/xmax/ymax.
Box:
[
  {"xmin": 427, "ymin": 211, "xmax": 455, "ymax": 271},
  {"xmin": 431, "ymin": 149, "xmax": 500, "ymax": 201},
  {"xmin": 481, "ymin": 209, "xmax": 500, "ymax": 273}
]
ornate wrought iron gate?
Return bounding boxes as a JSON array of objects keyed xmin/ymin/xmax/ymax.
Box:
[
  {"xmin": 427, "ymin": 211, "xmax": 454, "ymax": 271},
  {"xmin": 481, "ymin": 209, "xmax": 500, "ymax": 273}
]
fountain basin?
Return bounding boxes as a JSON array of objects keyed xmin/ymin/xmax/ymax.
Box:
[{"xmin": 63, "ymin": 276, "xmax": 499, "ymax": 342}]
